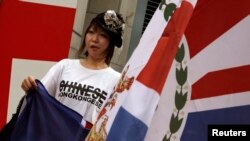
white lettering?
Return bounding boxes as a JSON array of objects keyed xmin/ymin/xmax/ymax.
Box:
[
  {"xmin": 212, "ymin": 129, "xmax": 247, "ymax": 137},
  {"xmin": 212, "ymin": 129, "xmax": 219, "ymax": 136}
]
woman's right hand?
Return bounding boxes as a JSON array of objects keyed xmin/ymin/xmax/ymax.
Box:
[{"xmin": 21, "ymin": 76, "xmax": 37, "ymax": 92}]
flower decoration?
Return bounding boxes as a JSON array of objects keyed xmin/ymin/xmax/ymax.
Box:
[{"xmin": 104, "ymin": 10, "xmax": 125, "ymax": 34}]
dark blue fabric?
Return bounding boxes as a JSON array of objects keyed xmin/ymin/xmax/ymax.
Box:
[
  {"xmin": 181, "ymin": 105, "xmax": 250, "ymax": 141},
  {"xmin": 9, "ymin": 80, "xmax": 89, "ymax": 141},
  {"xmin": 107, "ymin": 107, "xmax": 148, "ymax": 141}
]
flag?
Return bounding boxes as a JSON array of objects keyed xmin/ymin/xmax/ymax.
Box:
[
  {"xmin": 9, "ymin": 80, "xmax": 89, "ymax": 141},
  {"xmin": 86, "ymin": 0, "xmax": 197, "ymax": 140},
  {"xmin": 145, "ymin": 0, "xmax": 250, "ymax": 141},
  {"xmin": 0, "ymin": 0, "xmax": 77, "ymax": 128}
]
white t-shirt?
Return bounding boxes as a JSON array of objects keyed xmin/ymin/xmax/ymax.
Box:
[{"xmin": 41, "ymin": 59, "xmax": 120, "ymax": 124}]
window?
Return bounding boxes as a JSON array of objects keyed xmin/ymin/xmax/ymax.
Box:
[{"xmin": 142, "ymin": 0, "xmax": 161, "ymax": 34}]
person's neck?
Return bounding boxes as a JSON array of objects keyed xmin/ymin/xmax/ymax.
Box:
[{"xmin": 81, "ymin": 57, "xmax": 108, "ymax": 70}]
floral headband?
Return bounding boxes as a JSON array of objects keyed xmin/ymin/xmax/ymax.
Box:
[{"xmin": 103, "ymin": 10, "xmax": 125, "ymax": 34}]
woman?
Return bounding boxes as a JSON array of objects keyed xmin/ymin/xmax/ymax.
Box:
[{"xmin": 21, "ymin": 10, "xmax": 125, "ymax": 129}]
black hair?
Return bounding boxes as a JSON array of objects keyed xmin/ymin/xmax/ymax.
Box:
[
  {"xmin": 77, "ymin": 22, "xmax": 116, "ymax": 65},
  {"xmin": 77, "ymin": 10, "xmax": 125, "ymax": 65}
]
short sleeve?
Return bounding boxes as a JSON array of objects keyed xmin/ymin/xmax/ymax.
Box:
[{"xmin": 41, "ymin": 59, "xmax": 68, "ymax": 96}]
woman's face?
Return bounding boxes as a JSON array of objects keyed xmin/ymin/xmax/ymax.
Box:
[{"xmin": 85, "ymin": 24, "xmax": 110, "ymax": 60}]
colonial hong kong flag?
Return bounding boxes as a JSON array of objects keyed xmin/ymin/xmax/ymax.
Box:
[
  {"xmin": 0, "ymin": 0, "xmax": 76, "ymax": 128},
  {"xmin": 9, "ymin": 80, "xmax": 88, "ymax": 141},
  {"xmin": 86, "ymin": 0, "xmax": 197, "ymax": 140},
  {"xmin": 145, "ymin": 0, "xmax": 250, "ymax": 141}
]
